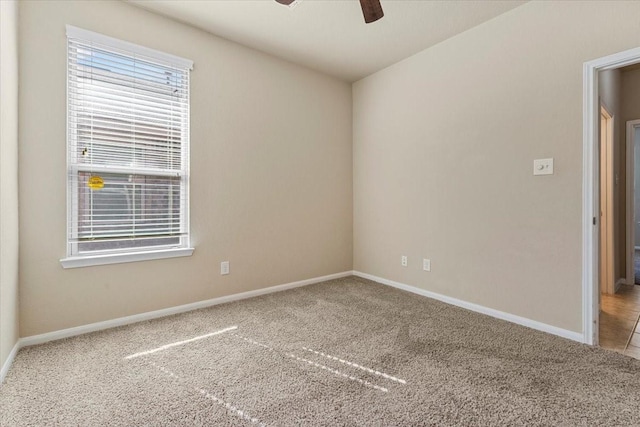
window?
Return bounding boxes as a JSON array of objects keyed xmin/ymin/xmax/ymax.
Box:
[{"xmin": 62, "ymin": 26, "xmax": 194, "ymax": 268}]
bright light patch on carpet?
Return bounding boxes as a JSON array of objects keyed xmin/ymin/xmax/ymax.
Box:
[
  {"xmin": 286, "ymin": 353, "xmax": 389, "ymax": 393},
  {"xmin": 301, "ymin": 347, "xmax": 407, "ymax": 384},
  {"xmin": 230, "ymin": 333, "xmax": 388, "ymax": 393},
  {"xmin": 198, "ymin": 389, "xmax": 266, "ymax": 427},
  {"xmin": 124, "ymin": 326, "xmax": 238, "ymax": 359},
  {"xmin": 231, "ymin": 334, "xmax": 273, "ymax": 351},
  {"xmin": 149, "ymin": 361, "xmax": 266, "ymax": 426}
]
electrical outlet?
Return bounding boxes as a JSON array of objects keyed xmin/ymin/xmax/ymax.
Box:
[
  {"xmin": 423, "ymin": 258, "xmax": 431, "ymax": 272},
  {"xmin": 401, "ymin": 256, "xmax": 408, "ymax": 267},
  {"xmin": 220, "ymin": 261, "xmax": 230, "ymax": 275}
]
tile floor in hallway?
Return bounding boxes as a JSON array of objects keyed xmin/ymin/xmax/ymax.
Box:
[{"xmin": 599, "ymin": 284, "xmax": 640, "ymax": 360}]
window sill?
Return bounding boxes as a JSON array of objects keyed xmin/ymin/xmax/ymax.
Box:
[{"xmin": 60, "ymin": 247, "xmax": 194, "ymax": 269}]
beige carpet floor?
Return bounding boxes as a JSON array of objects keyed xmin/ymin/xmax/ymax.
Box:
[{"xmin": 2, "ymin": 276, "xmax": 640, "ymax": 426}]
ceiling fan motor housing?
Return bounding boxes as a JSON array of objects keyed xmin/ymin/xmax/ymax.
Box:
[{"xmin": 275, "ymin": 0, "xmax": 384, "ymax": 24}]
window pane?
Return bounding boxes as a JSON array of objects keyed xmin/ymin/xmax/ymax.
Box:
[
  {"xmin": 75, "ymin": 171, "xmax": 183, "ymax": 252},
  {"xmin": 70, "ymin": 61, "xmax": 185, "ymax": 170}
]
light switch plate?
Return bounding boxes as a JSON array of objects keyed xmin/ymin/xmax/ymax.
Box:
[
  {"xmin": 220, "ymin": 261, "xmax": 229, "ymax": 275},
  {"xmin": 533, "ymin": 158, "xmax": 553, "ymax": 176}
]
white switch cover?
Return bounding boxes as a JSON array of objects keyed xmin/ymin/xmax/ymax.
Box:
[
  {"xmin": 533, "ymin": 158, "xmax": 553, "ymax": 176},
  {"xmin": 423, "ymin": 259, "xmax": 431, "ymax": 272},
  {"xmin": 220, "ymin": 261, "xmax": 230, "ymax": 275}
]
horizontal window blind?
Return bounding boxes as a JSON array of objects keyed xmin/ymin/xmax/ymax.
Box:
[{"xmin": 67, "ymin": 27, "xmax": 192, "ymax": 256}]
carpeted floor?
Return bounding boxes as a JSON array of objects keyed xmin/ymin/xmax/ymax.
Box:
[{"xmin": 2, "ymin": 276, "xmax": 640, "ymax": 426}]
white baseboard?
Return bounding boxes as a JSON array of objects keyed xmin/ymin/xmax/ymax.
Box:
[
  {"xmin": 20, "ymin": 271, "xmax": 353, "ymax": 348},
  {"xmin": 7, "ymin": 269, "xmax": 585, "ymax": 380},
  {"xmin": 1, "ymin": 341, "xmax": 21, "ymax": 385},
  {"xmin": 353, "ymin": 271, "xmax": 584, "ymax": 343}
]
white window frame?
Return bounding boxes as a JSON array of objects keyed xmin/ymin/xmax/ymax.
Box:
[{"xmin": 61, "ymin": 26, "xmax": 194, "ymax": 269}]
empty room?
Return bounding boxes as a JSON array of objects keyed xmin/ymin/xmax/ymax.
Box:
[{"xmin": 2, "ymin": 0, "xmax": 640, "ymax": 425}]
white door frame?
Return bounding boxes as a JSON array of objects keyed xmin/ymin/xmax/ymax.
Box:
[
  {"xmin": 583, "ymin": 47, "xmax": 640, "ymax": 346},
  {"xmin": 599, "ymin": 105, "xmax": 615, "ymax": 295},
  {"xmin": 626, "ymin": 120, "xmax": 640, "ymax": 286}
]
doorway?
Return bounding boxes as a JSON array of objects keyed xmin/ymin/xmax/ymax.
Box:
[{"xmin": 583, "ymin": 47, "xmax": 640, "ymax": 347}]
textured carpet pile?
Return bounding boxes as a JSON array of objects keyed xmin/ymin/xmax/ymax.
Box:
[{"xmin": 2, "ymin": 276, "xmax": 640, "ymax": 426}]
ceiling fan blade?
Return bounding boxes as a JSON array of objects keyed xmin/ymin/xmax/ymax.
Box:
[
  {"xmin": 275, "ymin": 0, "xmax": 295, "ymax": 5},
  {"xmin": 359, "ymin": 0, "xmax": 384, "ymax": 24}
]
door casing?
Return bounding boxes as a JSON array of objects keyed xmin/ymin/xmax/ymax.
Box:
[{"xmin": 599, "ymin": 105, "xmax": 615, "ymax": 296}]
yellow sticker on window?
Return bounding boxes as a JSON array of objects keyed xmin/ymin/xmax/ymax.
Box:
[{"xmin": 88, "ymin": 175, "xmax": 104, "ymax": 190}]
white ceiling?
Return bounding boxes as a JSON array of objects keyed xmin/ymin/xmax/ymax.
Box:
[{"xmin": 127, "ymin": 0, "xmax": 526, "ymax": 82}]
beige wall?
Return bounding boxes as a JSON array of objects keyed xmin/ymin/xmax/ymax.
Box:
[
  {"xmin": 353, "ymin": 1, "xmax": 640, "ymax": 333},
  {"xmin": 622, "ymin": 68, "xmax": 640, "ymax": 128},
  {"xmin": 1, "ymin": 0, "xmax": 20, "ymax": 368},
  {"xmin": 19, "ymin": 0, "xmax": 353, "ymax": 337}
]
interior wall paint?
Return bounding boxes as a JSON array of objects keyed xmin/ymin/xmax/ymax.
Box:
[
  {"xmin": 19, "ymin": 0, "xmax": 353, "ymax": 336},
  {"xmin": 622, "ymin": 68, "xmax": 640, "ymax": 136},
  {"xmin": 353, "ymin": 0, "xmax": 640, "ymax": 333},
  {"xmin": 598, "ymin": 69, "xmax": 624, "ymax": 285},
  {"xmin": 0, "ymin": 0, "xmax": 20, "ymax": 370},
  {"xmin": 622, "ymin": 68, "xmax": 640, "ymax": 249}
]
